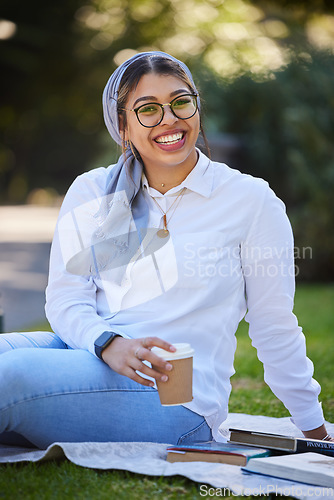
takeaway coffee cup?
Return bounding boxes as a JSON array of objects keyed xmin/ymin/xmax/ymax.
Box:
[{"xmin": 151, "ymin": 343, "xmax": 194, "ymax": 406}]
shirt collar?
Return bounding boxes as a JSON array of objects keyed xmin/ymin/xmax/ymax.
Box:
[{"xmin": 141, "ymin": 149, "xmax": 214, "ymax": 198}]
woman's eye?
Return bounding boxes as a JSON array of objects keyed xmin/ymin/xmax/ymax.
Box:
[
  {"xmin": 173, "ymin": 98, "xmax": 191, "ymax": 108},
  {"xmin": 138, "ymin": 105, "xmax": 159, "ymax": 115}
]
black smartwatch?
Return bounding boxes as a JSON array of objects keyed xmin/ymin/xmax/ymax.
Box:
[{"xmin": 94, "ymin": 331, "xmax": 121, "ymax": 359}]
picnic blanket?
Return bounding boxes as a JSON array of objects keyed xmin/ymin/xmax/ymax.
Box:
[{"xmin": 1, "ymin": 413, "xmax": 333, "ymax": 499}]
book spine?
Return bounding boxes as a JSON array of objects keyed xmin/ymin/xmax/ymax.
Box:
[{"xmin": 296, "ymin": 440, "xmax": 334, "ymax": 457}]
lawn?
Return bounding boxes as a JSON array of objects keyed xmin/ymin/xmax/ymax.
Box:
[{"xmin": 0, "ymin": 283, "xmax": 333, "ymax": 500}]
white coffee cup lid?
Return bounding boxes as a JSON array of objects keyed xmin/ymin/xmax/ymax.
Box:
[{"xmin": 151, "ymin": 343, "xmax": 194, "ymax": 360}]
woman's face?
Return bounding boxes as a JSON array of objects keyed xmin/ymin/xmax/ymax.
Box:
[{"xmin": 122, "ymin": 72, "xmax": 200, "ymax": 175}]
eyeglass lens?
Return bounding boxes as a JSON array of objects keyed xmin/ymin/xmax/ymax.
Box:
[{"xmin": 136, "ymin": 94, "xmax": 197, "ymax": 127}]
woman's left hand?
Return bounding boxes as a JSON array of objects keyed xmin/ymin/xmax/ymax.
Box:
[{"xmin": 302, "ymin": 424, "xmax": 334, "ymax": 441}]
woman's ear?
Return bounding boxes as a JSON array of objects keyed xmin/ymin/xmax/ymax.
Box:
[
  {"xmin": 118, "ymin": 114, "xmax": 123, "ymax": 132},
  {"xmin": 119, "ymin": 117, "xmax": 129, "ymax": 142}
]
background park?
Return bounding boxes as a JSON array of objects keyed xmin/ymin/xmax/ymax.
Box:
[{"xmin": 0, "ymin": 0, "xmax": 334, "ymax": 498}]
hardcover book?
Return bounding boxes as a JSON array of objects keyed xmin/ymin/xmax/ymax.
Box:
[
  {"xmin": 166, "ymin": 441, "xmax": 270, "ymax": 466},
  {"xmin": 229, "ymin": 428, "xmax": 334, "ymax": 457},
  {"xmin": 243, "ymin": 452, "xmax": 334, "ymax": 488}
]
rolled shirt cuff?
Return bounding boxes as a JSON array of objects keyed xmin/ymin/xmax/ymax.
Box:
[{"xmin": 290, "ymin": 401, "xmax": 324, "ymax": 432}]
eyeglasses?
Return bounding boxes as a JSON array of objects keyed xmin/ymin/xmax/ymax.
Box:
[{"xmin": 123, "ymin": 93, "xmax": 199, "ymax": 128}]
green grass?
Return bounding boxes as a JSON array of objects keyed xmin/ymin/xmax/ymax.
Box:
[{"xmin": 0, "ymin": 284, "xmax": 333, "ymax": 499}]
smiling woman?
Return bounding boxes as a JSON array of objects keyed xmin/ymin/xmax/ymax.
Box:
[
  {"xmin": 120, "ymin": 73, "xmax": 200, "ymax": 191},
  {"xmin": 0, "ymin": 51, "xmax": 332, "ymax": 449},
  {"xmin": 114, "ymin": 54, "xmax": 208, "ymax": 193}
]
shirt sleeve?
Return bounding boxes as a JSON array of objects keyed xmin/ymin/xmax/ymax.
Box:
[
  {"xmin": 241, "ymin": 182, "xmax": 324, "ymax": 432},
  {"xmin": 45, "ymin": 171, "xmax": 129, "ymax": 356}
]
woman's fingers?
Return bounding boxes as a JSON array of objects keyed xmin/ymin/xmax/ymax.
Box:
[
  {"xmin": 133, "ymin": 341, "xmax": 174, "ymax": 379},
  {"xmin": 123, "ymin": 365, "xmax": 155, "ymax": 387},
  {"xmin": 139, "ymin": 336, "xmax": 176, "ymax": 353},
  {"xmin": 102, "ymin": 335, "xmax": 175, "ymax": 386},
  {"xmin": 131, "ymin": 354, "xmax": 171, "ymax": 382}
]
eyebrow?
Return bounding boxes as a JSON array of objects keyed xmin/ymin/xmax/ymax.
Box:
[{"xmin": 132, "ymin": 88, "xmax": 191, "ymax": 108}]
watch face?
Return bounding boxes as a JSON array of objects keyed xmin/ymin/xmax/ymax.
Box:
[
  {"xmin": 94, "ymin": 331, "xmax": 119, "ymax": 359},
  {"xmin": 96, "ymin": 331, "xmax": 115, "ymax": 348}
]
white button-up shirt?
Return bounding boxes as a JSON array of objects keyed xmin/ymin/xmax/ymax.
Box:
[{"xmin": 45, "ymin": 150, "xmax": 324, "ymax": 440}]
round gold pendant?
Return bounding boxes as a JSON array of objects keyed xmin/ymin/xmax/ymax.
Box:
[{"xmin": 157, "ymin": 229, "xmax": 169, "ymax": 238}]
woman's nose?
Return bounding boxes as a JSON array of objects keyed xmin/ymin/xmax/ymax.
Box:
[{"xmin": 160, "ymin": 104, "xmax": 177, "ymax": 125}]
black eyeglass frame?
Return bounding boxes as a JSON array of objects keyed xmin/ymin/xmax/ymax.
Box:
[{"xmin": 122, "ymin": 93, "xmax": 199, "ymax": 128}]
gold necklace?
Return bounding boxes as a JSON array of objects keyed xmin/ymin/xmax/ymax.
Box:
[{"xmin": 150, "ymin": 187, "xmax": 186, "ymax": 238}]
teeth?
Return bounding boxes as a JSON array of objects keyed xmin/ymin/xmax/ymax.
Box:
[{"xmin": 156, "ymin": 133, "xmax": 183, "ymax": 144}]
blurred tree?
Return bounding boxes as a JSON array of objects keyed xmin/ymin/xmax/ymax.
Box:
[
  {"xmin": 2, "ymin": 0, "xmax": 334, "ymax": 202},
  {"xmin": 197, "ymin": 51, "xmax": 334, "ymax": 280},
  {"xmin": 0, "ymin": 0, "xmax": 110, "ymax": 202}
]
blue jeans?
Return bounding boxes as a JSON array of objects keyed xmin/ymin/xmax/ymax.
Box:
[{"xmin": 0, "ymin": 331, "xmax": 211, "ymax": 449}]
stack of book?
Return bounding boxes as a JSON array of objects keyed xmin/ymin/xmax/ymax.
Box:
[
  {"xmin": 229, "ymin": 429, "xmax": 334, "ymax": 488},
  {"xmin": 229, "ymin": 428, "xmax": 334, "ymax": 457},
  {"xmin": 165, "ymin": 428, "xmax": 334, "ymax": 488}
]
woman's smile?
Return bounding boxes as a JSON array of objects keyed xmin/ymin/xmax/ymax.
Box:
[{"xmin": 153, "ymin": 129, "xmax": 186, "ymax": 150}]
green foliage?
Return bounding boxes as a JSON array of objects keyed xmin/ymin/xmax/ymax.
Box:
[
  {"xmin": 196, "ymin": 51, "xmax": 334, "ymax": 280},
  {"xmin": 0, "ymin": 0, "xmax": 118, "ymax": 202}
]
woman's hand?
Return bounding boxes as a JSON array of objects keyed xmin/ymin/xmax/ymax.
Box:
[
  {"xmin": 302, "ymin": 424, "xmax": 334, "ymax": 442},
  {"xmin": 101, "ymin": 336, "xmax": 176, "ymax": 387}
]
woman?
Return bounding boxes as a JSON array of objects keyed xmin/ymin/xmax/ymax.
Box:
[{"xmin": 0, "ymin": 51, "xmax": 332, "ymax": 449}]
